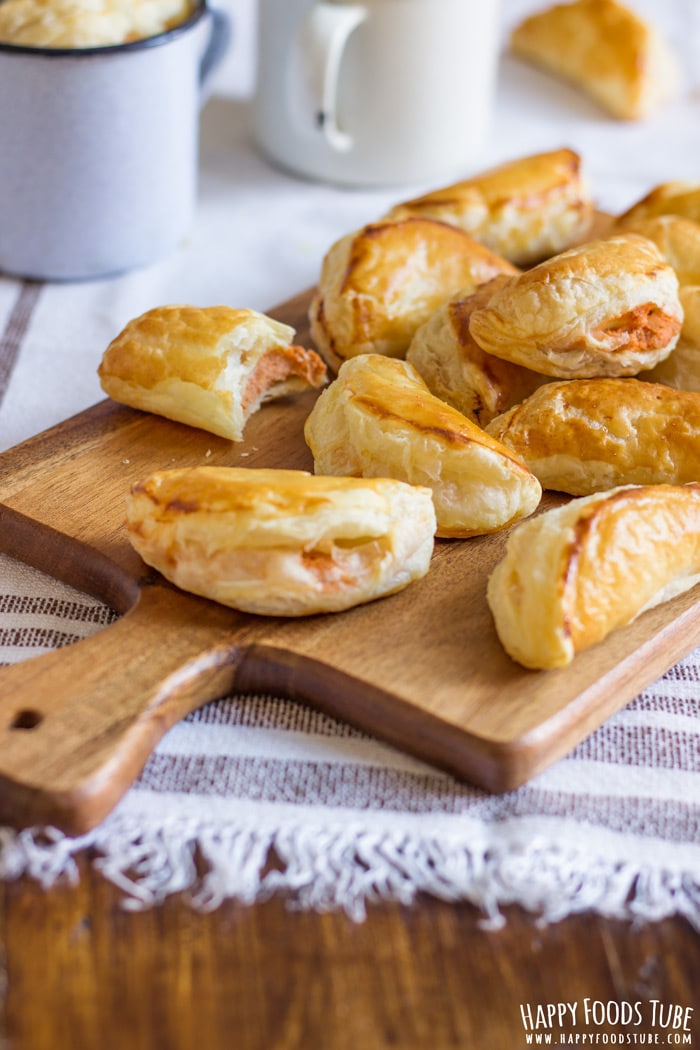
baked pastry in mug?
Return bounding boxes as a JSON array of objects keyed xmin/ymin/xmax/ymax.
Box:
[
  {"xmin": 0, "ymin": 0, "xmax": 196, "ymax": 47},
  {"xmin": 304, "ymin": 354, "xmax": 542, "ymax": 538},
  {"xmin": 383, "ymin": 148, "xmax": 593, "ymax": 266},
  {"xmin": 487, "ymin": 483, "xmax": 700, "ymax": 669},
  {"xmin": 406, "ymin": 275, "xmax": 549, "ymax": 426},
  {"xmin": 308, "ymin": 218, "xmax": 518, "ymax": 373},
  {"xmin": 468, "ymin": 234, "xmax": 683, "ymax": 379},
  {"xmin": 126, "ymin": 466, "xmax": 436, "ymax": 616},
  {"xmin": 98, "ymin": 305, "xmax": 327, "ymax": 441},
  {"xmin": 486, "ymin": 377, "xmax": 700, "ymax": 495},
  {"xmin": 510, "ymin": 0, "xmax": 680, "ymax": 121}
]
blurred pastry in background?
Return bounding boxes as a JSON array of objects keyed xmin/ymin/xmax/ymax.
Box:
[
  {"xmin": 304, "ymin": 354, "xmax": 542, "ymax": 538},
  {"xmin": 308, "ymin": 218, "xmax": 518, "ymax": 373},
  {"xmin": 406, "ymin": 276, "xmax": 549, "ymax": 427},
  {"xmin": 611, "ymin": 215, "xmax": 700, "ymax": 287},
  {"xmin": 510, "ymin": 0, "xmax": 681, "ymax": 121},
  {"xmin": 383, "ymin": 148, "xmax": 593, "ymax": 267},
  {"xmin": 468, "ymin": 234, "xmax": 683, "ymax": 378},
  {"xmin": 615, "ymin": 182, "xmax": 700, "ymax": 229}
]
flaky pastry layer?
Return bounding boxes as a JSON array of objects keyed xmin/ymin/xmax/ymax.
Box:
[
  {"xmin": 304, "ymin": 354, "xmax": 542, "ymax": 538},
  {"xmin": 383, "ymin": 148, "xmax": 593, "ymax": 266},
  {"xmin": 308, "ymin": 218, "xmax": 517, "ymax": 373},
  {"xmin": 126, "ymin": 467, "xmax": 436, "ymax": 616},
  {"xmin": 468, "ymin": 234, "xmax": 683, "ymax": 378},
  {"xmin": 406, "ymin": 275, "xmax": 550, "ymax": 426},
  {"xmin": 98, "ymin": 304, "xmax": 326, "ymax": 441},
  {"xmin": 486, "ymin": 377, "xmax": 700, "ymax": 495},
  {"xmin": 644, "ymin": 286, "xmax": 700, "ymax": 390},
  {"xmin": 488, "ymin": 483, "xmax": 700, "ymax": 669}
]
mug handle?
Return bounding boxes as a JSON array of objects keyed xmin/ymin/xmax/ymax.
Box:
[
  {"xmin": 299, "ymin": 2, "xmax": 367, "ymax": 152},
  {"xmin": 200, "ymin": 5, "xmax": 232, "ymax": 105}
]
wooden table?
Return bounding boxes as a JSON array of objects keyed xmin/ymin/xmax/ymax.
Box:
[{"xmin": 1, "ymin": 864, "xmax": 698, "ymax": 1049}]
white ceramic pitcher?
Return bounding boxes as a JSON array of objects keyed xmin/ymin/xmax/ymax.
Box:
[{"xmin": 253, "ymin": 0, "xmax": 501, "ymax": 187}]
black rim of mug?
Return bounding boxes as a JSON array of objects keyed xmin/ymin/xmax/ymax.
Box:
[{"xmin": 0, "ymin": 0, "xmax": 208, "ymax": 56}]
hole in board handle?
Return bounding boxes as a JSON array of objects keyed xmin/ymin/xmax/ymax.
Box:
[{"xmin": 10, "ymin": 709, "xmax": 43, "ymax": 730}]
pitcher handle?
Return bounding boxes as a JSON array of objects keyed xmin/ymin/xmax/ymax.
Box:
[{"xmin": 298, "ymin": 2, "xmax": 367, "ymax": 152}]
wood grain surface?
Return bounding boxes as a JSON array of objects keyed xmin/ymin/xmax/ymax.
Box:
[
  {"xmin": 1, "ymin": 285, "xmax": 700, "ymax": 834},
  {"xmin": 1, "ymin": 866, "xmax": 698, "ymax": 1050}
]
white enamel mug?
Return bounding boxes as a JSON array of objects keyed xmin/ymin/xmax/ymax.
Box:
[
  {"xmin": 0, "ymin": 2, "xmax": 230, "ymax": 280},
  {"xmin": 253, "ymin": 0, "xmax": 501, "ymax": 187}
]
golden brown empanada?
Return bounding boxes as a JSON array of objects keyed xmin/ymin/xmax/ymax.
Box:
[
  {"xmin": 98, "ymin": 305, "xmax": 327, "ymax": 442},
  {"xmin": 487, "ymin": 483, "xmax": 700, "ymax": 669},
  {"xmin": 468, "ymin": 234, "xmax": 683, "ymax": 379},
  {"xmin": 0, "ymin": 0, "xmax": 195, "ymax": 47},
  {"xmin": 510, "ymin": 0, "xmax": 681, "ymax": 121},
  {"xmin": 616, "ymin": 182, "xmax": 700, "ymax": 229},
  {"xmin": 644, "ymin": 285, "xmax": 700, "ymax": 390},
  {"xmin": 611, "ymin": 215, "xmax": 700, "ymax": 287},
  {"xmin": 486, "ymin": 377, "xmax": 700, "ymax": 495},
  {"xmin": 304, "ymin": 354, "xmax": 542, "ymax": 538},
  {"xmin": 126, "ymin": 467, "xmax": 436, "ymax": 617},
  {"xmin": 308, "ymin": 218, "xmax": 518, "ymax": 373},
  {"xmin": 383, "ymin": 148, "xmax": 593, "ymax": 266},
  {"xmin": 406, "ymin": 275, "xmax": 550, "ymax": 426}
]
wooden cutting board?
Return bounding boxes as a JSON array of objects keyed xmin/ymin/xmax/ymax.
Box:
[{"xmin": 1, "ymin": 285, "xmax": 699, "ymax": 836}]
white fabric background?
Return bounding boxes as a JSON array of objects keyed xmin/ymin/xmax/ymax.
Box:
[{"xmin": 0, "ymin": 0, "xmax": 699, "ymax": 924}]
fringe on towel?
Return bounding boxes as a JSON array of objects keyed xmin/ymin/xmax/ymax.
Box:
[{"xmin": 0, "ymin": 818, "xmax": 699, "ymax": 930}]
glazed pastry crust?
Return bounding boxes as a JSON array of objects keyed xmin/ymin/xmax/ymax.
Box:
[
  {"xmin": 468, "ymin": 234, "xmax": 683, "ymax": 379},
  {"xmin": 486, "ymin": 377, "xmax": 700, "ymax": 495},
  {"xmin": 304, "ymin": 354, "xmax": 542, "ymax": 538},
  {"xmin": 612, "ymin": 215, "xmax": 700, "ymax": 287},
  {"xmin": 644, "ymin": 285, "xmax": 700, "ymax": 390},
  {"xmin": 98, "ymin": 305, "xmax": 327, "ymax": 442},
  {"xmin": 510, "ymin": 0, "xmax": 681, "ymax": 121},
  {"xmin": 0, "ymin": 0, "xmax": 195, "ymax": 47},
  {"xmin": 383, "ymin": 148, "xmax": 593, "ymax": 267},
  {"xmin": 308, "ymin": 218, "xmax": 518, "ymax": 373},
  {"xmin": 406, "ymin": 276, "xmax": 550, "ymax": 426},
  {"xmin": 126, "ymin": 467, "xmax": 436, "ymax": 616},
  {"xmin": 487, "ymin": 483, "xmax": 700, "ymax": 669},
  {"xmin": 615, "ymin": 182, "xmax": 700, "ymax": 229}
]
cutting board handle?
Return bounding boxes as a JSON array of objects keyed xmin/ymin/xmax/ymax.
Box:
[{"xmin": 0, "ymin": 579, "xmax": 247, "ymax": 835}]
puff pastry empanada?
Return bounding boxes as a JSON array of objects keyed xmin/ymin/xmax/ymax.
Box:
[
  {"xmin": 304, "ymin": 354, "xmax": 542, "ymax": 538},
  {"xmin": 616, "ymin": 182, "xmax": 700, "ymax": 229},
  {"xmin": 468, "ymin": 234, "xmax": 683, "ymax": 379},
  {"xmin": 98, "ymin": 305, "xmax": 327, "ymax": 442},
  {"xmin": 308, "ymin": 218, "xmax": 518, "ymax": 373},
  {"xmin": 126, "ymin": 466, "xmax": 436, "ymax": 617},
  {"xmin": 406, "ymin": 276, "xmax": 550, "ymax": 426},
  {"xmin": 487, "ymin": 483, "xmax": 700, "ymax": 669},
  {"xmin": 612, "ymin": 215, "xmax": 700, "ymax": 287},
  {"xmin": 382, "ymin": 148, "xmax": 593, "ymax": 267},
  {"xmin": 510, "ymin": 0, "xmax": 681, "ymax": 121},
  {"xmin": 0, "ymin": 0, "xmax": 195, "ymax": 47},
  {"xmin": 486, "ymin": 377, "xmax": 700, "ymax": 495},
  {"xmin": 644, "ymin": 285, "xmax": 700, "ymax": 390}
]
